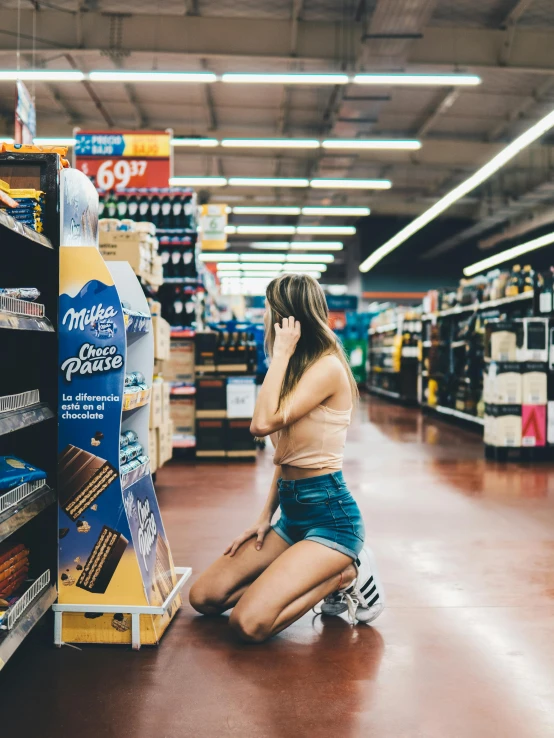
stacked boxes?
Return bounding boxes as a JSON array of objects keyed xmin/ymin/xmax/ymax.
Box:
[
  {"xmin": 484, "ymin": 318, "xmax": 549, "ymax": 449},
  {"xmin": 152, "ymin": 316, "xmax": 171, "ymax": 362},
  {"xmin": 99, "ymin": 221, "xmax": 162, "ymax": 287}
]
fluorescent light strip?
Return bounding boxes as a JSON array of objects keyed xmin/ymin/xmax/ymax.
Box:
[
  {"xmin": 296, "ymin": 226, "xmax": 356, "ymax": 235},
  {"xmin": 290, "ymin": 242, "xmax": 344, "ymax": 250},
  {"xmin": 250, "ymin": 242, "xmax": 292, "ymax": 250},
  {"xmin": 311, "ymin": 178, "xmax": 391, "ymax": 190},
  {"xmin": 199, "ymin": 253, "xmax": 239, "ymax": 262},
  {"xmin": 89, "ymin": 71, "xmax": 216, "ymax": 82},
  {"xmin": 232, "ymin": 206, "xmax": 301, "ymax": 215},
  {"xmin": 286, "ymin": 254, "xmax": 334, "ymax": 263},
  {"xmin": 170, "ymin": 176, "xmax": 227, "ymax": 186},
  {"xmin": 172, "ymin": 138, "xmax": 219, "ymax": 147},
  {"xmin": 0, "ymin": 70, "xmax": 84, "ymax": 81},
  {"xmin": 221, "ymin": 73, "xmax": 349, "ymax": 85},
  {"xmin": 228, "ymin": 177, "xmax": 310, "ymax": 187},
  {"xmin": 353, "ymin": 73, "xmax": 481, "ymax": 86},
  {"xmin": 359, "ymin": 105, "xmax": 554, "ymax": 273},
  {"xmin": 301, "ymin": 207, "xmax": 370, "ymax": 216},
  {"xmin": 218, "ymin": 262, "xmax": 327, "ymax": 271},
  {"xmin": 463, "ymin": 231, "xmax": 554, "ymax": 276},
  {"xmin": 322, "ymin": 139, "xmax": 421, "ymax": 150},
  {"xmin": 234, "ymin": 225, "xmax": 296, "ymax": 235},
  {"xmin": 222, "ymin": 139, "xmax": 319, "ymax": 149}
]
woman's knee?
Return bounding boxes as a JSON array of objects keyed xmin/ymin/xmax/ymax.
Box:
[
  {"xmin": 189, "ymin": 579, "xmax": 228, "ymax": 616},
  {"xmin": 229, "ymin": 608, "xmax": 272, "ymax": 643}
]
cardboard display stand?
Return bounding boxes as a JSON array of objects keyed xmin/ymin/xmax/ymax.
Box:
[{"xmin": 53, "ymin": 169, "xmax": 190, "ymax": 648}]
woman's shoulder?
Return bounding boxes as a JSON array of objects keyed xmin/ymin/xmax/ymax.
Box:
[{"xmin": 306, "ymin": 353, "xmax": 344, "ymax": 378}]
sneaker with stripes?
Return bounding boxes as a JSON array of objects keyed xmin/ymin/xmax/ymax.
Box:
[{"xmin": 319, "ymin": 546, "xmax": 385, "ymax": 625}]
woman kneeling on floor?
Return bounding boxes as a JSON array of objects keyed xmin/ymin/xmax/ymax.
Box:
[{"xmin": 190, "ymin": 274, "xmax": 385, "ymax": 642}]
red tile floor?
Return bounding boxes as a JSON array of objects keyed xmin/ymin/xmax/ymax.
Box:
[{"xmin": 3, "ymin": 396, "xmax": 554, "ymax": 737}]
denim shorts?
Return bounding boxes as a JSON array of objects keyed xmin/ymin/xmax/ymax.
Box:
[{"xmin": 272, "ymin": 471, "xmax": 365, "ymax": 560}]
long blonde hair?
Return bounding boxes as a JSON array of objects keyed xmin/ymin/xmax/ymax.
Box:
[{"xmin": 265, "ymin": 274, "xmax": 358, "ymax": 416}]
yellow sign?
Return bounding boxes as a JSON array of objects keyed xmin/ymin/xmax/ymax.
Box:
[
  {"xmin": 123, "ymin": 133, "xmax": 171, "ymax": 158},
  {"xmin": 200, "ymin": 204, "xmax": 228, "ymax": 251}
]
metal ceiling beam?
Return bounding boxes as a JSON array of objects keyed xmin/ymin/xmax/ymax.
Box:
[
  {"xmin": 64, "ymin": 53, "xmax": 114, "ymax": 127},
  {"xmin": 488, "ymin": 77, "xmax": 554, "ymax": 141},
  {"xmin": 416, "ymin": 88, "xmax": 459, "ymax": 138},
  {"xmin": 501, "ymin": 0, "xmax": 536, "ymax": 28},
  {"xmin": 184, "ymin": 0, "xmax": 199, "ymax": 15}
]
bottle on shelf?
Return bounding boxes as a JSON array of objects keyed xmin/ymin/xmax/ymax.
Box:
[
  {"xmin": 149, "ymin": 191, "xmax": 161, "ymax": 227},
  {"xmin": 505, "ymin": 264, "xmax": 523, "ymax": 296},
  {"xmin": 116, "ymin": 192, "xmax": 128, "ymax": 220},
  {"xmin": 183, "ymin": 194, "xmax": 194, "ymax": 230},
  {"xmin": 160, "ymin": 192, "xmax": 172, "ymax": 229},
  {"xmin": 171, "ymin": 192, "xmax": 184, "ymax": 229},
  {"xmin": 105, "ymin": 190, "xmax": 117, "ymax": 219},
  {"xmin": 127, "ymin": 190, "xmax": 139, "ymax": 220},
  {"xmin": 170, "ymin": 243, "xmax": 183, "ymax": 278},
  {"xmin": 172, "ymin": 286, "xmax": 184, "ymax": 325},
  {"xmin": 159, "ymin": 237, "xmax": 171, "ymax": 278},
  {"xmin": 538, "ymin": 267, "xmax": 554, "ymax": 314},
  {"xmin": 138, "ymin": 189, "xmax": 150, "ymax": 221}
]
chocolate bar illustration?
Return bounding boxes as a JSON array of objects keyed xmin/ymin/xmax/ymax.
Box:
[
  {"xmin": 59, "ymin": 445, "xmax": 117, "ymax": 521},
  {"xmin": 154, "ymin": 534, "xmax": 174, "ymax": 601},
  {"xmin": 76, "ymin": 525, "xmax": 128, "ymax": 594}
]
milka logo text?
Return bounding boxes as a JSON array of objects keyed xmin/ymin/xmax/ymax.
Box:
[
  {"xmin": 62, "ymin": 303, "xmax": 117, "ymax": 332},
  {"xmin": 137, "ymin": 498, "xmax": 157, "ymax": 572}
]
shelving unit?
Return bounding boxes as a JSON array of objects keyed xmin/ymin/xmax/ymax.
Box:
[
  {"xmin": 0, "ymin": 150, "xmax": 61, "ymax": 671},
  {"xmin": 368, "ymin": 314, "xmax": 421, "ymax": 403}
]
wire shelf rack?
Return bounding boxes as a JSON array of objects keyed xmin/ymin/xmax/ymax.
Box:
[
  {"xmin": 6, "ymin": 570, "xmax": 51, "ymax": 630},
  {"xmin": 0, "ymin": 479, "xmax": 47, "ymax": 516},
  {"xmin": 0, "ymin": 295, "xmax": 45, "ymax": 318},
  {"xmin": 0, "ymin": 389, "xmax": 40, "ymax": 414}
]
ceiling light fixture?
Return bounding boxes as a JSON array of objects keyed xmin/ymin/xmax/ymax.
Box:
[
  {"xmin": 228, "ymin": 177, "xmax": 310, "ymax": 187},
  {"xmin": 232, "ymin": 206, "xmax": 302, "ymax": 215},
  {"xmin": 170, "ymin": 176, "xmax": 227, "ymax": 187},
  {"xmin": 89, "ymin": 71, "xmax": 216, "ymax": 83},
  {"xmin": 463, "ymin": 231, "xmax": 554, "ymax": 276},
  {"xmin": 250, "ymin": 242, "xmax": 292, "ymax": 250},
  {"xmin": 321, "ymin": 139, "xmax": 421, "ymax": 150},
  {"xmin": 311, "ymin": 178, "xmax": 391, "ymax": 190},
  {"xmin": 359, "ymin": 105, "xmax": 554, "ymax": 273},
  {"xmin": 286, "ymin": 254, "xmax": 335, "ymax": 263},
  {"xmin": 222, "ymin": 139, "xmax": 319, "ymax": 149},
  {"xmin": 199, "ymin": 253, "xmax": 239, "ymax": 262},
  {"xmin": 221, "ymin": 73, "xmax": 349, "ymax": 85},
  {"xmin": 0, "ymin": 70, "xmax": 85, "ymax": 81},
  {"xmin": 172, "ymin": 138, "xmax": 219, "ymax": 147},
  {"xmin": 234, "ymin": 225, "xmax": 296, "ymax": 235},
  {"xmin": 301, "ymin": 207, "xmax": 370, "ymax": 216},
  {"xmin": 289, "ymin": 242, "xmax": 344, "ymax": 250},
  {"xmin": 353, "ymin": 73, "xmax": 481, "ymax": 86},
  {"xmin": 296, "ymin": 226, "xmax": 356, "ymax": 235}
]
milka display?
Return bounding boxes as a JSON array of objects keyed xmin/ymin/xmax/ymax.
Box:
[{"xmin": 57, "ymin": 168, "xmax": 184, "ymax": 646}]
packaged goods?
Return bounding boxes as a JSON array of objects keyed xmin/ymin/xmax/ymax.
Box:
[
  {"xmin": 0, "ymin": 456, "xmax": 47, "ymax": 491},
  {"xmin": 0, "ymin": 287, "xmax": 40, "ymax": 302}
]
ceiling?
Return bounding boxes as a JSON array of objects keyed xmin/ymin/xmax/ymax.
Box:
[{"xmin": 2, "ymin": 0, "xmax": 554, "ymax": 285}]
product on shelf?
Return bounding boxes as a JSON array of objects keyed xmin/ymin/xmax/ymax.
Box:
[
  {"xmin": 76, "ymin": 525, "xmax": 129, "ymax": 594},
  {"xmin": 0, "ymin": 287, "xmax": 40, "ymax": 302},
  {"xmin": 0, "ymin": 542, "xmax": 29, "ymax": 598},
  {"xmin": 0, "ymin": 456, "xmax": 47, "ymax": 491},
  {"xmin": 58, "ymin": 445, "xmax": 118, "ymax": 521},
  {"xmin": 0, "ymin": 182, "xmax": 45, "ymax": 233}
]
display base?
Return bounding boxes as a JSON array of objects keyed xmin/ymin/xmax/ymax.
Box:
[
  {"xmin": 484, "ymin": 445, "xmax": 552, "ymax": 463},
  {"xmin": 53, "ymin": 566, "xmax": 191, "ymax": 650}
]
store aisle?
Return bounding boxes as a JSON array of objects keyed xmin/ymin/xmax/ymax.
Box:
[{"xmin": 4, "ymin": 396, "xmax": 554, "ymax": 737}]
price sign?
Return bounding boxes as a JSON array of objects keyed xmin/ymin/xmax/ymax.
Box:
[
  {"xmin": 226, "ymin": 377, "xmax": 256, "ymax": 419},
  {"xmin": 199, "ymin": 204, "xmax": 228, "ymax": 251},
  {"xmin": 74, "ymin": 130, "xmax": 172, "ymax": 190}
]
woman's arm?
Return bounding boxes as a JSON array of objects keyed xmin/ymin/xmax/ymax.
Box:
[
  {"xmin": 224, "ymin": 465, "xmax": 281, "ymax": 556},
  {"xmin": 251, "ymin": 318, "xmax": 342, "ymax": 437}
]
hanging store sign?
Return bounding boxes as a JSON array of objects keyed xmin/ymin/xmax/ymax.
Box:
[
  {"xmin": 14, "ymin": 81, "xmax": 36, "ymax": 145},
  {"xmin": 74, "ymin": 130, "xmax": 172, "ymax": 190},
  {"xmin": 199, "ymin": 203, "xmax": 228, "ymax": 251}
]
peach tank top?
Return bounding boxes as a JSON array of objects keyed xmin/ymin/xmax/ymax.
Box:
[{"xmin": 271, "ymin": 404, "xmax": 352, "ymax": 470}]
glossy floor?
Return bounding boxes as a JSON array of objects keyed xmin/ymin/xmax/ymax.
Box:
[{"xmin": 4, "ymin": 396, "xmax": 554, "ymax": 737}]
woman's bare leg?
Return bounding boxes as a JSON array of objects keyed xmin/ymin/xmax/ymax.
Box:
[
  {"xmin": 229, "ymin": 540, "xmax": 357, "ymax": 643},
  {"xmin": 189, "ymin": 529, "xmax": 290, "ymax": 615}
]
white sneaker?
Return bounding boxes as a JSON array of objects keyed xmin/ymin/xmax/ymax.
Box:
[{"xmin": 317, "ymin": 547, "xmax": 385, "ymax": 625}]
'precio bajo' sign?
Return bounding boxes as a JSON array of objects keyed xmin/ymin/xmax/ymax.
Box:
[{"xmin": 74, "ymin": 130, "xmax": 172, "ymax": 190}]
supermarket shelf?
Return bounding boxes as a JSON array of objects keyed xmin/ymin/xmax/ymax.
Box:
[
  {"xmin": 164, "ymin": 277, "xmax": 198, "ymax": 285},
  {"xmin": 196, "ymin": 409, "xmax": 227, "ymax": 419},
  {"xmin": 0, "ymin": 402, "xmax": 54, "ymax": 437},
  {"xmin": 0, "ymin": 577, "xmax": 55, "ymax": 672},
  {"xmin": 196, "ymin": 450, "xmax": 226, "ymax": 458},
  {"xmin": 171, "ymin": 328, "xmax": 195, "ymax": 339},
  {"xmin": 0, "ymin": 295, "xmax": 54, "ymax": 332},
  {"xmin": 451, "ymin": 340, "xmax": 467, "ymax": 349},
  {"xmin": 124, "ymin": 312, "xmax": 151, "ymax": 334},
  {"xmin": 431, "ymin": 405, "xmax": 484, "ymax": 426},
  {"xmin": 368, "ymin": 386, "xmax": 401, "ymax": 400},
  {"xmin": 0, "ymin": 209, "xmax": 54, "ymax": 252},
  {"xmin": 121, "ymin": 460, "xmax": 150, "ymax": 490},
  {"xmin": 370, "ymin": 367, "xmax": 398, "ymax": 374},
  {"xmin": 423, "ymin": 291, "xmax": 533, "ymax": 320},
  {"xmin": 173, "ymin": 435, "xmax": 196, "ymax": 449},
  {"xmin": 122, "ymin": 387, "xmax": 151, "ymax": 412},
  {"xmin": 156, "ymin": 228, "xmax": 197, "ymax": 236},
  {"xmin": 0, "ymin": 482, "xmax": 55, "ymax": 544},
  {"xmin": 170, "ymin": 385, "xmax": 196, "ymax": 397},
  {"xmin": 370, "ymin": 346, "xmax": 394, "ymax": 354},
  {"xmin": 227, "ymin": 450, "xmax": 257, "ymax": 458},
  {"xmin": 369, "ymin": 323, "xmax": 398, "ymax": 336}
]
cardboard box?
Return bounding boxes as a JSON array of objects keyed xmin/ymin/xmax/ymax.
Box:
[
  {"xmin": 516, "ymin": 318, "xmax": 549, "ymax": 363},
  {"xmin": 163, "ymin": 420, "xmax": 174, "ymax": 463},
  {"xmin": 522, "ymin": 363, "xmax": 548, "ymax": 405},
  {"xmin": 100, "ymin": 237, "xmax": 151, "ymax": 274},
  {"xmin": 196, "ymin": 332, "xmax": 218, "ymax": 369},
  {"xmin": 148, "ymin": 428, "xmax": 158, "ymax": 474},
  {"xmin": 196, "ymin": 418, "xmax": 226, "ymax": 455},
  {"xmin": 226, "ymin": 419, "xmax": 256, "ymax": 452},
  {"xmin": 522, "ymin": 404, "xmax": 546, "ymax": 447},
  {"xmin": 196, "ymin": 377, "xmax": 226, "ymax": 415},
  {"xmin": 156, "ymin": 423, "xmax": 169, "ymax": 469},
  {"xmin": 153, "ymin": 316, "xmax": 170, "ymax": 361},
  {"xmin": 165, "ymin": 339, "xmax": 195, "ymax": 384},
  {"xmin": 226, "ymin": 376, "xmax": 256, "ymax": 418},
  {"xmin": 485, "ymin": 404, "xmax": 522, "ymax": 447},
  {"xmin": 149, "ymin": 381, "xmax": 163, "ymax": 429},
  {"xmin": 171, "ymin": 397, "xmax": 195, "ymax": 436},
  {"xmin": 486, "ymin": 362, "xmax": 522, "ymax": 405},
  {"xmin": 161, "ymin": 381, "xmax": 171, "ymax": 422},
  {"xmin": 488, "ymin": 323, "xmax": 518, "ymax": 362}
]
